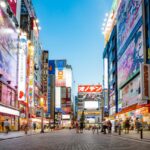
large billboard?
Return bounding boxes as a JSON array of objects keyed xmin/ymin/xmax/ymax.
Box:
[
  {"xmin": 84, "ymin": 101, "xmax": 99, "ymax": 110},
  {"xmin": 140, "ymin": 64, "xmax": 150, "ymax": 100},
  {"xmin": 18, "ymin": 33, "xmax": 27, "ymax": 101},
  {"xmin": 0, "ymin": 8, "xmax": 18, "ymax": 87},
  {"xmin": 55, "ymin": 60, "xmax": 66, "ymax": 87},
  {"xmin": 117, "ymin": 0, "xmax": 142, "ymax": 56},
  {"xmin": 121, "ymin": 75, "xmax": 141, "ymax": 108},
  {"xmin": 78, "ymin": 85, "xmax": 102, "ymax": 93},
  {"xmin": 55, "ymin": 87, "xmax": 61, "ymax": 109},
  {"xmin": 118, "ymin": 26, "xmax": 143, "ymax": 87}
]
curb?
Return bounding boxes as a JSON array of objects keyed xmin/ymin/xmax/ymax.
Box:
[
  {"xmin": 111, "ymin": 133, "xmax": 150, "ymax": 143},
  {"xmin": 0, "ymin": 131, "xmax": 51, "ymax": 141}
]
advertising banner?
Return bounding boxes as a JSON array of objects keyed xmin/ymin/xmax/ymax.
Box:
[
  {"xmin": 121, "ymin": 75, "xmax": 141, "ymax": 108},
  {"xmin": 18, "ymin": 33, "xmax": 27, "ymax": 101},
  {"xmin": 118, "ymin": 26, "xmax": 143, "ymax": 87},
  {"xmin": 140, "ymin": 64, "xmax": 150, "ymax": 100},
  {"xmin": 117, "ymin": 0, "xmax": 142, "ymax": 56},
  {"xmin": 7, "ymin": 0, "xmax": 17, "ymax": 16},
  {"xmin": 78, "ymin": 85, "xmax": 102, "ymax": 93},
  {"xmin": 78, "ymin": 93, "xmax": 101, "ymax": 101},
  {"xmin": 0, "ymin": 8, "xmax": 18, "ymax": 87},
  {"xmin": 48, "ymin": 60, "xmax": 55, "ymax": 75},
  {"xmin": 28, "ymin": 43, "xmax": 34, "ymax": 106},
  {"xmin": 55, "ymin": 87, "xmax": 61, "ymax": 109}
]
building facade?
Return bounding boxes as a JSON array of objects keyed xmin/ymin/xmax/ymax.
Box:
[{"xmin": 103, "ymin": 0, "xmax": 150, "ymax": 126}]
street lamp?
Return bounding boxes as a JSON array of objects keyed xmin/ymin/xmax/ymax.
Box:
[{"xmin": 40, "ymin": 97, "xmax": 44, "ymax": 133}]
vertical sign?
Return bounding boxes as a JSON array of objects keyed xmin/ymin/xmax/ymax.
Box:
[
  {"xmin": 55, "ymin": 87, "xmax": 61, "ymax": 109},
  {"xmin": 141, "ymin": 64, "xmax": 150, "ymax": 100},
  {"xmin": 18, "ymin": 33, "xmax": 27, "ymax": 101},
  {"xmin": 28, "ymin": 43, "xmax": 34, "ymax": 106},
  {"xmin": 7, "ymin": 0, "xmax": 17, "ymax": 16},
  {"xmin": 55, "ymin": 60, "xmax": 66, "ymax": 87}
]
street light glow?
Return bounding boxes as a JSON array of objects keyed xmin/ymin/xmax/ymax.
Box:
[
  {"xmin": 0, "ymin": 1, "xmax": 6, "ymax": 8},
  {"xmin": 36, "ymin": 19, "xmax": 39, "ymax": 23}
]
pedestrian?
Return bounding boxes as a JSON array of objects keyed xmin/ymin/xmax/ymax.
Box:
[
  {"xmin": 4, "ymin": 119, "xmax": 10, "ymax": 134},
  {"xmin": 33, "ymin": 122, "xmax": 36, "ymax": 131},
  {"xmin": 130, "ymin": 119, "xmax": 134, "ymax": 130},
  {"xmin": 103, "ymin": 119, "xmax": 108, "ymax": 134},
  {"xmin": 124, "ymin": 118, "xmax": 130, "ymax": 134},
  {"xmin": 135, "ymin": 118, "xmax": 142, "ymax": 133},
  {"xmin": 107, "ymin": 120, "xmax": 112, "ymax": 133},
  {"xmin": 92, "ymin": 125, "xmax": 96, "ymax": 134},
  {"xmin": 75, "ymin": 121, "xmax": 79, "ymax": 133},
  {"xmin": 80, "ymin": 121, "xmax": 84, "ymax": 133},
  {"xmin": 23, "ymin": 122, "xmax": 28, "ymax": 134},
  {"xmin": 114, "ymin": 120, "xmax": 119, "ymax": 133}
]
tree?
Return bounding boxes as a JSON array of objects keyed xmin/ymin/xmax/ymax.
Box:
[{"xmin": 80, "ymin": 110, "xmax": 85, "ymax": 123}]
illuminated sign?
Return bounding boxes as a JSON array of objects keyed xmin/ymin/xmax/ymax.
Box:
[
  {"xmin": 78, "ymin": 85, "xmax": 102, "ymax": 93},
  {"xmin": 0, "ymin": 105, "xmax": 19, "ymax": 116},
  {"xmin": 55, "ymin": 87, "xmax": 61, "ymax": 108},
  {"xmin": 84, "ymin": 101, "xmax": 99, "ymax": 110},
  {"xmin": 18, "ymin": 33, "xmax": 27, "ymax": 101},
  {"xmin": 28, "ymin": 43, "xmax": 34, "ymax": 106},
  {"xmin": 117, "ymin": 0, "xmax": 142, "ymax": 56},
  {"xmin": 55, "ymin": 68, "xmax": 66, "ymax": 87},
  {"xmin": 140, "ymin": 64, "xmax": 150, "ymax": 100},
  {"xmin": 62, "ymin": 114, "xmax": 70, "ymax": 120}
]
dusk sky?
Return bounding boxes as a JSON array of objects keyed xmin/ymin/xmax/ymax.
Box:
[{"xmin": 32, "ymin": 0, "xmax": 112, "ymax": 92}]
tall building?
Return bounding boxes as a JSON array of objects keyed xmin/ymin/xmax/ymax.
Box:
[
  {"xmin": 103, "ymin": 26, "xmax": 118, "ymax": 117},
  {"xmin": 102, "ymin": 0, "xmax": 150, "ymax": 125},
  {"xmin": 77, "ymin": 85, "xmax": 102, "ymax": 126},
  {"xmin": 0, "ymin": 0, "xmax": 20, "ymax": 132},
  {"xmin": 48, "ymin": 60, "xmax": 73, "ymax": 128}
]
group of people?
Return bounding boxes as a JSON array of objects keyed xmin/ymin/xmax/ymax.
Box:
[
  {"xmin": 75, "ymin": 121, "xmax": 84, "ymax": 133},
  {"xmin": 101, "ymin": 119, "xmax": 112, "ymax": 134},
  {"xmin": 114, "ymin": 117, "xmax": 143, "ymax": 134}
]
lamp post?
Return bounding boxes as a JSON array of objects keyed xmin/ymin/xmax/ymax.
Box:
[{"xmin": 40, "ymin": 97, "xmax": 44, "ymax": 133}]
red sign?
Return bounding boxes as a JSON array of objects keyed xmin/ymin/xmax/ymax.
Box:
[
  {"xmin": 7, "ymin": 0, "xmax": 17, "ymax": 16},
  {"xmin": 78, "ymin": 85, "xmax": 102, "ymax": 93}
]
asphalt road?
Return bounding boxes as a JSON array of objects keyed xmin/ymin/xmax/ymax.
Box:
[{"xmin": 0, "ymin": 129, "xmax": 150, "ymax": 150}]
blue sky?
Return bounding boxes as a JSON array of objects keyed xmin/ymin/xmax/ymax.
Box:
[{"xmin": 32, "ymin": 0, "xmax": 112, "ymax": 89}]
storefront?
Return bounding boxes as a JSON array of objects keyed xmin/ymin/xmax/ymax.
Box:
[
  {"xmin": 30, "ymin": 118, "xmax": 49, "ymax": 129},
  {"xmin": 116, "ymin": 104, "xmax": 150, "ymax": 129},
  {"xmin": 0, "ymin": 105, "xmax": 20, "ymax": 132}
]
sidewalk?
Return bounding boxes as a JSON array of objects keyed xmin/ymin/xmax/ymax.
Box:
[
  {"xmin": 0, "ymin": 129, "xmax": 51, "ymax": 141},
  {"xmin": 112, "ymin": 130, "xmax": 150, "ymax": 142}
]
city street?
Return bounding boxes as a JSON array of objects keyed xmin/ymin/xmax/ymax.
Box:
[{"xmin": 0, "ymin": 130, "xmax": 150, "ymax": 150}]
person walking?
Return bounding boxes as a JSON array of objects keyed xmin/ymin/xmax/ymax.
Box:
[
  {"xmin": 124, "ymin": 118, "xmax": 130, "ymax": 134},
  {"xmin": 92, "ymin": 125, "xmax": 96, "ymax": 134},
  {"xmin": 114, "ymin": 120, "xmax": 119, "ymax": 133},
  {"xmin": 4, "ymin": 119, "xmax": 10, "ymax": 134},
  {"xmin": 75, "ymin": 121, "xmax": 79, "ymax": 133},
  {"xmin": 23, "ymin": 122, "xmax": 28, "ymax": 134},
  {"xmin": 33, "ymin": 122, "xmax": 36, "ymax": 131},
  {"xmin": 135, "ymin": 118, "xmax": 142, "ymax": 133},
  {"xmin": 103, "ymin": 119, "xmax": 108, "ymax": 134},
  {"xmin": 107, "ymin": 120, "xmax": 112, "ymax": 133},
  {"xmin": 80, "ymin": 121, "xmax": 84, "ymax": 133}
]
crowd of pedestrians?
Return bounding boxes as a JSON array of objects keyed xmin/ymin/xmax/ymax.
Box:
[
  {"xmin": 75, "ymin": 117, "xmax": 143, "ymax": 135},
  {"xmin": 114, "ymin": 117, "xmax": 143, "ymax": 134}
]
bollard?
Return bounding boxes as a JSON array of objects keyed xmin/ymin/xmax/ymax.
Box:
[
  {"xmin": 119, "ymin": 126, "xmax": 121, "ymax": 135},
  {"xmin": 140, "ymin": 128, "xmax": 143, "ymax": 139}
]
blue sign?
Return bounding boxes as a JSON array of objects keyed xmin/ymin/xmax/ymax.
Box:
[{"xmin": 48, "ymin": 60, "xmax": 55, "ymax": 75}]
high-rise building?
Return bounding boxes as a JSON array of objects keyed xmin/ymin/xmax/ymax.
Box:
[{"xmin": 102, "ymin": 0, "xmax": 150, "ymax": 124}]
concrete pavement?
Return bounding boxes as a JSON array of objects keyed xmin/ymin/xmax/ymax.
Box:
[{"xmin": 0, "ymin": 129, "xmax": 150, "ymax": 150}]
